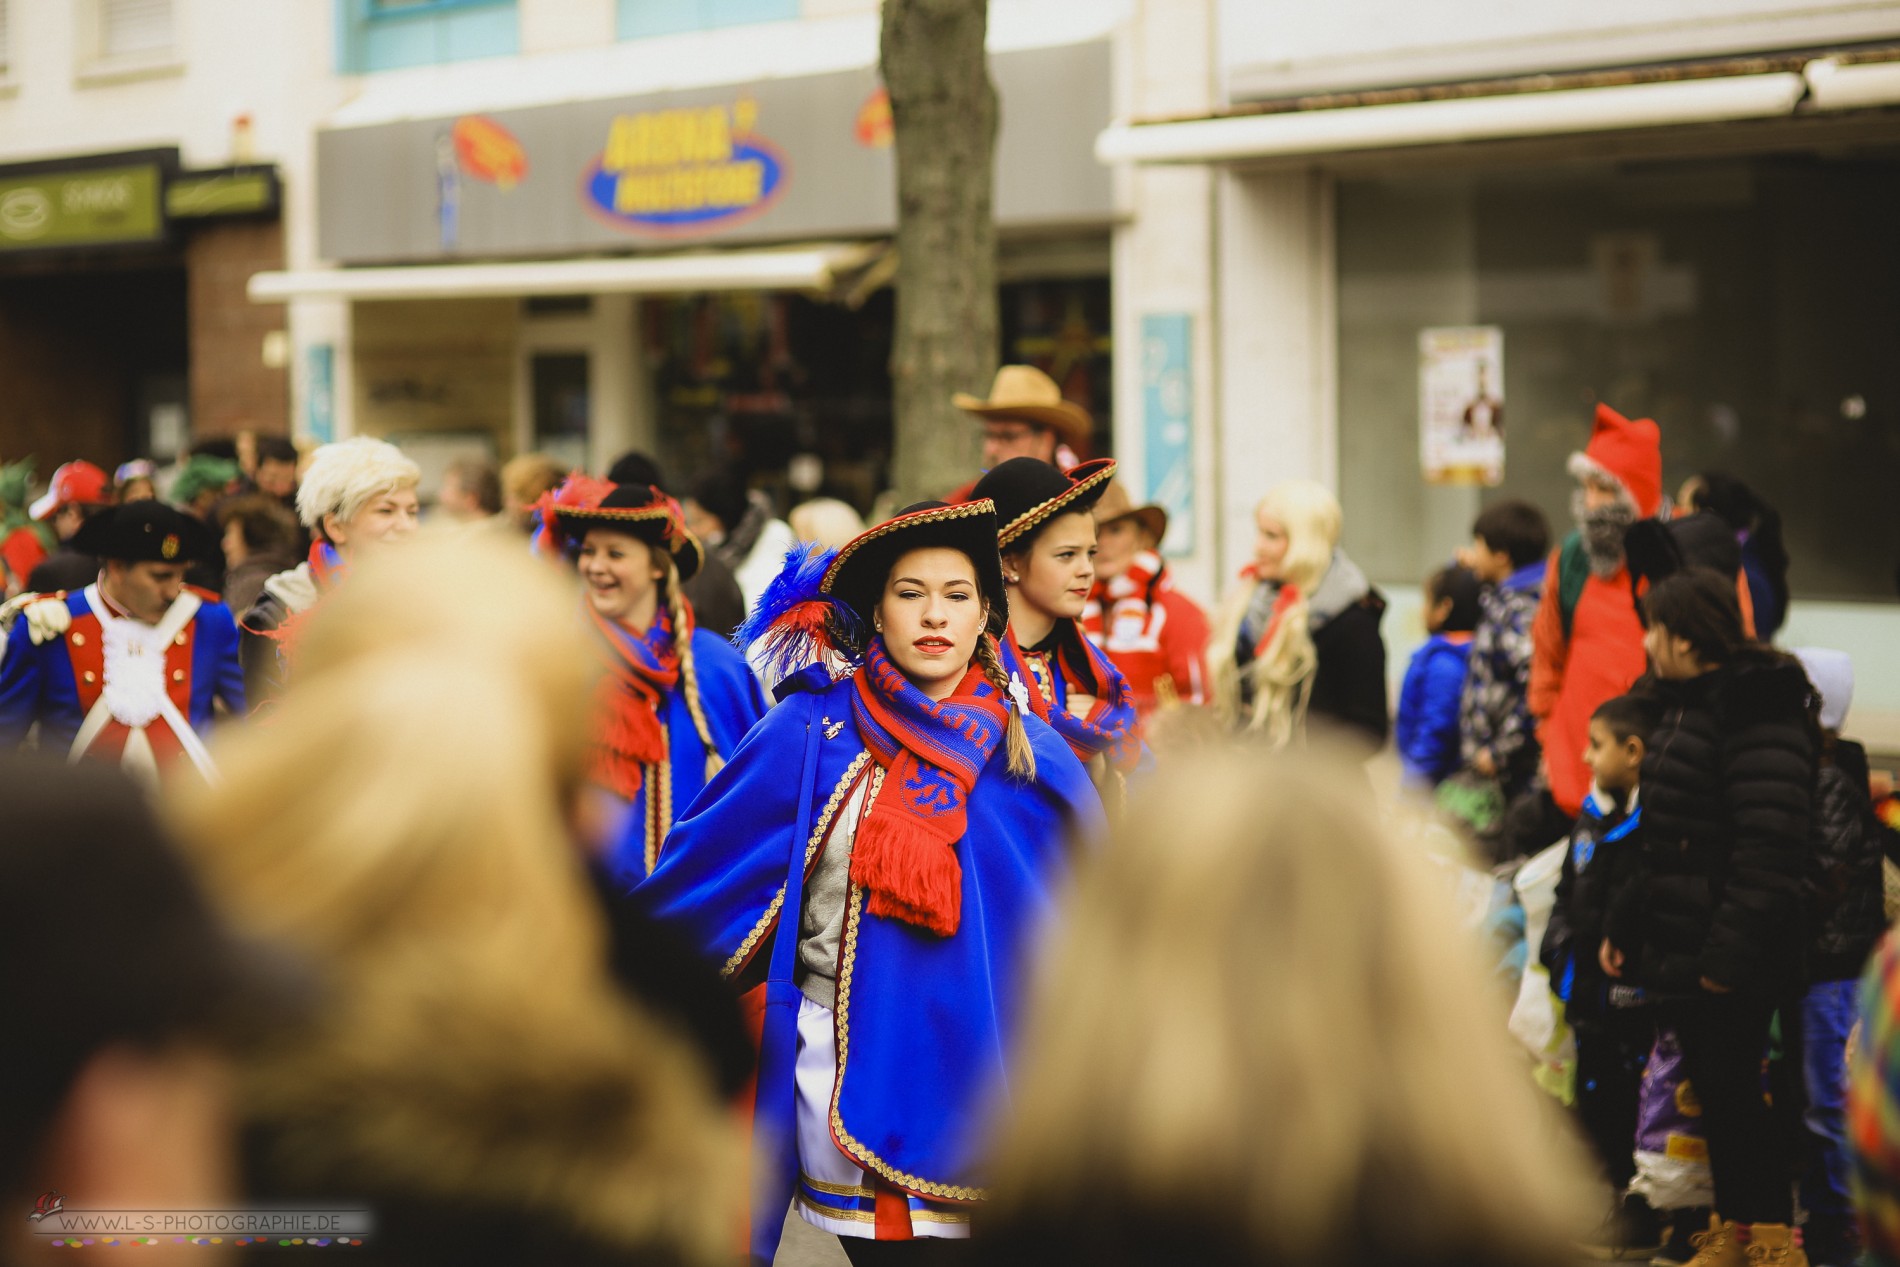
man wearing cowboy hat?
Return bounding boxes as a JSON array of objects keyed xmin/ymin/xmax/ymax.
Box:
[
  {"xmin": 948, "ymin": 365, "xmax": 1093, "ymax": 499},
  {"xmin": 0, "ymin": 501, "xmax": 245, "ymax": 785},
  {"xmin": 1081, "ymin": 479, "xmax": 1211, "ymax": 720}
]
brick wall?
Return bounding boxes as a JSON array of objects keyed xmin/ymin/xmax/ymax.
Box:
[{"xmin": 186, "ymin": 219, "xmax": 290, "ymax": 438}]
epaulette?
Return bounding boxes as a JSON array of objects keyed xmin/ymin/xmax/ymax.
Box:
[{"xmin": 0, "ymin": 591, "xmax": 73, "ymax": 644}]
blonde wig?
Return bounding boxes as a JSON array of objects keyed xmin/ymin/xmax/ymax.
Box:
[
  {"xmin": 990, "ymin": 749, "xmax": 1590, "ymax": 1259},
  {"xmin": 1208, "ymin": 479, "xmax": 1342, "ymax": 744},
  {"xmin": 293, "ymin": 436, "xmax": 421, "ymax": 535},
  {"xmin": 169, "ymin": 529, "xmax": 740, "ymax": 1264}
]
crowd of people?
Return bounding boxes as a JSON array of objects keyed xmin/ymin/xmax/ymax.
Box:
[{"xmin": 0, "ymin": 365, "xmax": 1894, "ymax": 1267}]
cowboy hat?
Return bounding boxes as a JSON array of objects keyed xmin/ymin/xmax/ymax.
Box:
[
  {"xmin": 1092, "ymin": 479, "xmax": 1169, "ymax": 546},
  {"xmin": 952, "ymin": 366, "xmax": 1092, "ymax": 452}
]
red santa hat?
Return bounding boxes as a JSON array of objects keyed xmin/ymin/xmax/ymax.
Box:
[{"xmin": 1567, "ymin": 403, "xmax": 1662, "ymax": 519}]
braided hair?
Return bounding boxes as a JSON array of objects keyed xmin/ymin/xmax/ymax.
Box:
[
  {"xmin": 974, "ymin": 629, "xmax": 1037, "ymax": 782},
  {"xmin": 662, "ymin": 556, "xmax": 723, "ymax": 781}
]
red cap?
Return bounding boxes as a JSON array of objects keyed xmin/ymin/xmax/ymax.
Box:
[
  {"xmin": 1572, "ymin": 404, "xmax": 1662, "ymax": 519},
  {"xmin": 29, "ymin": 461, "xmax": 111, "ymax": 521}
]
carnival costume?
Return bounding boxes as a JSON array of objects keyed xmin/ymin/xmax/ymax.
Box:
[
  {"xmin": 971, "ymin": 458, "xmax": 1144, "ymax": 774},
  {"xmin": 636, "ymin": 500, "xmax": 1102, "ymax": 1258},
  {"xmin": 550, "ymin": 482, "xmax": 766, "ymax": 886},
  {"xmin": 0, "ymin": 501, "xmax": 244, "ymax": 784},
  {"xmin": 1081, "ymin": 484, "xmax": 1210, "ymax": 719}
]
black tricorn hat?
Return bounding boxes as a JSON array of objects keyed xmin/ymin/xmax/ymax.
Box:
[
  {"xmin": 69, "ymin": 500, "xmax": 219, "ymax": 564},
  {"xmin": 824, "ymin": 499, "xmax": 1009, "ymax": 641},
  {"xmin": 548, "ymin": 483, "xmax": 704, "ymax": 584},
  {"xmin": 971, "ymin": 457, "xmax": 1117, "ymax": 551}
]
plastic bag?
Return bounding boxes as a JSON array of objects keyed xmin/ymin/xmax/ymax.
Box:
[
  {"xmin": 1507, "ymin": 839, "xmax": 1576, "ymax": 1104},
  {"xmin": 1629, "ymin": 1027, "xmax": 1714, "ymax": 1211}
]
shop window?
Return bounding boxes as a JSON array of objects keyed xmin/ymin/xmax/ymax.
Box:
[
  {"xmin": 1335, "ymin": 152, "xmax": 1900, "ymax": 602},
  {"xmin": 0, "ymin": 1, "xmax": 11, "ymax": 81},
  {"xmin": 336, "ymin": 0, "xmax": 517, "ymax": 75},
  {"xmin": 618, "ymin": 0, "xmax": 799, "ymax": 41},
  {"xmin": 530, "ymin": 352, "xmax": 591, "ymax": 475}
]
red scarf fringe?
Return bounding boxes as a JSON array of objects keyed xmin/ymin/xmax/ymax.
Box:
[{"xmin": 587, "ymin": 605, "xmax": 683, "ymax": 800}]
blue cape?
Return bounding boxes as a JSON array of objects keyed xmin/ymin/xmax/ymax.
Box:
[
  {"xmin": 637, "ymin": 674, "xmax": 1102, "ymax": 1257},
  {"xmin": 605, "ymin": 627, "xmax": 767, "ymax": 886},
  {"xmin": 0, "ymin": 588, "xmax": 245, "ymax": 752}
]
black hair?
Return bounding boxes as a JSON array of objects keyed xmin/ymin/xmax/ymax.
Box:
[
  {"xmin": 1642, "ymin": 567, "xmax": 1747, "ymax": 666},
  {"xmin": 255, "ymin": 436, "xmax": 299, "ymax": 467},
  {"xmin": 1690, "ymin": 471, "xmax": 1790, "ymax": 623},
  {"xmin": 1427, "ymin": 564, "xmax": 1482, "ymax": 633},
  {"xmin": 1592, "ymin": 693, "xmax": 1661, "ymax": 746},
  {"xmin": 1471, "ymin": 500, "xmax": 1551, "ymax": 570},
  {"xmin": 187, "ymin": 437, "xmax": 240, "ymax": 463},
  {"xmin": 606, "ymin": 451, "xmax": 666, "ymax": 491},
  {"xmin": 690, "ymin": 471, "xmax": 751, "ymax": 533}
]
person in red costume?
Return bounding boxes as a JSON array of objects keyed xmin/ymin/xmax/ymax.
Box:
[
  {"xmin": 1080, "ymin": 480, "xmax": 1209, "ymax": 720},
  {"xmin": 1528, "ymin": 404, "xmax": 1664, "ymax": 821}
]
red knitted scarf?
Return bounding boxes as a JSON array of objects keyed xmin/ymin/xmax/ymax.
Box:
[
  {"xmin": 847, "ymin": 638, "xmax": 1008, "ymax": 937},
  {"xmin": 587, "ymin": 604, "xmax": 683, "ymax": 801}
]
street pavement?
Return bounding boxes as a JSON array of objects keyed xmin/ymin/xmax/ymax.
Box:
[{"xmin": 773, "ymin": 1207, "xmax": 848, "ymax": 1266}]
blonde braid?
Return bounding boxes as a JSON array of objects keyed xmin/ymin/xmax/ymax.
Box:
[
  {"xmin": 664, "ymin": 559, "xmax": 723, "ymax": 780},
  {"xmin": 975, "ymin": 632, "xmax": 1037, "ymax": 782}
]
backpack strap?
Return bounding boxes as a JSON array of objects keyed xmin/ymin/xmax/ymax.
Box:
[{"xmin": 1557, "ymin": 531, "xmax": 1591, "ymax": 640}]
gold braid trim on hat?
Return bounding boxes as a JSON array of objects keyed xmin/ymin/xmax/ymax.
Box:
[
  {"xmin": 820, "ymin": 500, "xmax": 998, "ymax": 594},
  {"xmin": 996, "ymin": 461, "xmax": 1116, "ymax": 550}
]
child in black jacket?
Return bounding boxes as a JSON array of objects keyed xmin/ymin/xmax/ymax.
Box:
[{"xmin": 1541, "ymin": 692, "xmax": 1662, "ymax": 1257}]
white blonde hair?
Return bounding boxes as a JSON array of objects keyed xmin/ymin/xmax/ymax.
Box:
[
  {"xmin": 1209, "ymin": 479, "xmax": 1342, "ymax": 743},
  {"xmin": 990, "ymin": 749, "xmax": 1590, "ymax": 1258},
  {"xmin": 169, "ymin": 529, "xmax": 741, "ymax": 1263},
  {"xmin": 789, "ymin": 497, "xmax": 867, "ymax": 551},
  {"xmin": 295, "ymin": 436, "xmax": 421, "ymax": 534}
]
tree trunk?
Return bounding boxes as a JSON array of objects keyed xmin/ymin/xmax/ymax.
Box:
[{"xmin": 880, "ymin": 0, "xmax": 998, "ymax": 505}]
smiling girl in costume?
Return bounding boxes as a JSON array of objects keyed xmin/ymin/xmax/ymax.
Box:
[
  {"xmin": 636, "ymin": 498, "xmax": 1103, "ymax": 1262},
  {"xmin": 547, "ymin": 482, "xmax": 766, "ymax": 886},
  {"xmin": 972, "ymin": 458, "xmax": 1143, "ymax": 784}
]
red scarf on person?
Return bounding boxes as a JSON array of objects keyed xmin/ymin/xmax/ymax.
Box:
[
  {"xmin": 586, "ymin": 603, "xmax": 684, "ymax": 801},
  {"xmin": 846, "ymin": 636, "xmax": 1010, "ymax": 937},
  {"xmin": 1240, "ymin": 563, "xmax": 1303, "ymax": 661}
]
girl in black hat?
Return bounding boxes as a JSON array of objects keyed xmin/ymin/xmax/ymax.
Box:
[
  {"xmin": 548, "ymin": 482, "xmax": 767, "ymax": 886},
  {"xmin": 972, "ymin": 458, "xmax": 1143, "ymax": 784},
  {"xmin": 635, "ymin": 499, "xmax": 1103, "ymax": 1262}
]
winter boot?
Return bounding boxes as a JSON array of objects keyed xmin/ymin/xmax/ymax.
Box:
[
  {"xmin": 1653, "ymin": 1208, "xmax": 1716, "ymax": 1266},
  {"xmin": 1742, "ymin": 1222, "xmax": 1810, "ymax": 1267},
  {"xmin": 1681, "ymin": 1214, "xmax": 1745, "ymax": 1267}
]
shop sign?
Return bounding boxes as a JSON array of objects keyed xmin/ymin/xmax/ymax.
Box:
[
  {"xmin": 0, "ymin": 159, "xmax": 165, "ymax": 252},
  {"xmin": 315, "ymin": 39, "xmax": 1112, "ymax": 263},
  {"xmin": 1418, "ymin": 325, "xmax": 1506, "ymax": 486},
  {"xmin": 1141, "ymin": 313, "xmax": 1196, "ymax": 556},
  {"xmin": 452, "ymin": 116, "xmax": 527, "ymax": 188},
  {"xmin": 166, "ymin": 168, "xmax": 280, "ymax": 220},
  {"xmin": 582, "ymin": 100, "xmax": 786, "ymax": 237}
]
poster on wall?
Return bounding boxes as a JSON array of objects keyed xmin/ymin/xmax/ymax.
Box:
[
  {"xmin": 1141, "ymin": 313, "xmax": 1195, "ymax": 556},
  {"xmin": 1418, "ymin": 326, "xmax": 1505, "ymax": 486}
]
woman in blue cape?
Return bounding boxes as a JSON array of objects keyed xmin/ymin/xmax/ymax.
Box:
[
  {"xmin": 548, "ymin": 481, "xmax": 766, "ymax": 885},
  {"xmin": 637, "ymin": 498, "xmax": 1103, "ymax": 1262},
  {"xmin": 971, "ymin": 457, "xmax": 1144, "ymax": 787}
]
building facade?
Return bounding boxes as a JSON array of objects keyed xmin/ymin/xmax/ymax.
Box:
[{"xmin": 1103, "ymin": 0, "xmax": 1900, "ymax": 738}]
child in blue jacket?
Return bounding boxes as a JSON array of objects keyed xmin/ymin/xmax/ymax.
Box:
[{"xmin": 1397, "ymin": 564, "xmax": 1480, "ymax": 788}]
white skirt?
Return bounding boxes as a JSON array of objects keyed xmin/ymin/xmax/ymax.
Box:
[{"xmin": 793, "ymin": 995, "xmax": 972, "ymax": 1240}]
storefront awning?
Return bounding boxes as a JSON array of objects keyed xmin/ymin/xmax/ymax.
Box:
[
  {"xmin": 1096, "ymin": 49, "xmax": 1900, "ymax": 167},
  {"xmin": 247, "ymin": 242, "xmax": 881, "ymax": 303},
  {"xmin": 1096, "ymin": 72, "xmax": 1810, "ymax": 165}
]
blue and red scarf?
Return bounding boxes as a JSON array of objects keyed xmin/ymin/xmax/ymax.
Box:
[
  {"xmin": 1000, "ymin": 623, "xmax": 1141, "ymax": 772},
  {"xmin": 588, "ymin": 604, "xmax": 684, "ymax": 802},
  {"xmin": 848, "ymin": 636, "xmax": 1009, "ymax": 937}
]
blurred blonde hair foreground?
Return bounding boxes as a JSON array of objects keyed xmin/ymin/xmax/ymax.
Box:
[
  {"xmin": 987, "ymin": 745, "xmax": 1590, "ymax": 1267},
  {"xmin": 169, "ymin": 528, "xmax": 740, "ymax": 1267}
]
